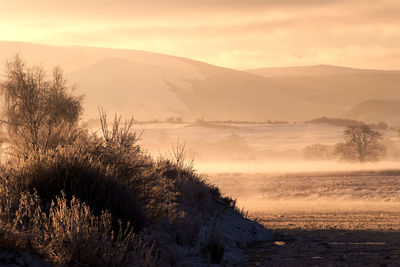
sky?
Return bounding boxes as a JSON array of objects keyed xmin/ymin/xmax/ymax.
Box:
[{"xmin": 1, "ymin": 0, "xmax": 400, "ymax": 70}]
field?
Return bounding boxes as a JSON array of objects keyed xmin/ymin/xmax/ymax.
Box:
[
  {"xmin": 135, "ymin": 122, "xmax": 346, "ymax": 163},
  {"xmin": 205, "ymin": 171, "xmax": 400, "ymax": 266},
  {"xmin": 120, "ymin": 122, "xmax": 400, "ymax": 265},
  {"xmin": 132, "ymin": 122, "xmax": 400, "ymax": 173}
]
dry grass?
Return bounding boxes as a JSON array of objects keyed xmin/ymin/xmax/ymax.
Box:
[
  {"xmin": 0, "ymin": 188, "xmax": 159, "ymax": 266},
  {"xmin": 0, "ymin": 111, "xmax": 239, "ymax": 266}
]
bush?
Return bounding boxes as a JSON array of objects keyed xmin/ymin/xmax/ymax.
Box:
[
  {"xmin": 0, "ymin": 189, "xmax": 159, "ymax": 266},
  {"xmin": 1, "ymin": 145, "xmax": 147, "ymax": 232},
  {"xmin": 0, "ymin": 112, "xmax": 234, "ymax": 266}
]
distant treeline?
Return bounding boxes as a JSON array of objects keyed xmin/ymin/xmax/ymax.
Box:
[
  {"xmin": 306, "ymin": 117, "xmax": 388, "ymax": 130},
  {"xmin": 87, "ymin": 117, "xmax": 290, "ymax": 127},
  {"xmin": 194, "ymin": 118, "xmax": 290, "ymax": 125},
  {"xmin": 87, "ymin": 117, "xmax": 185, "ymax": 127}
]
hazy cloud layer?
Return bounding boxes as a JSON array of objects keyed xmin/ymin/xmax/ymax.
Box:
[{"xmin": 1, "ymin": 0, "xmax": 399, "ymax": 69}]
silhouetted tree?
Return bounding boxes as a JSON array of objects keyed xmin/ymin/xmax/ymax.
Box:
[
  {"xmin": 0, "ymin": 55, "xmax": 83, "ymax": 154},
  {"xmin": 334, "ymin": 125, "xmax": 386, "ymax": 162}
]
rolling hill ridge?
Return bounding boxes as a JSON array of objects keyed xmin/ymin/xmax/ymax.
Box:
[{"xmin": 1, "ymin": 41, "xmax": 399, "ymax": 124}]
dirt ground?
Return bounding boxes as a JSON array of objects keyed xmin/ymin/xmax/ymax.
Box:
[
  {"xmin": 204, "ymin": 172, "xmax": 400, "ymax": 266},
  {"xmin": 244, "ymin": 211, "xmax": 400, "ymax": 266}
]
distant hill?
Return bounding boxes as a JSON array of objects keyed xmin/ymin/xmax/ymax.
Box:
[
  {"xmin": 0, "ymin": 41, "xmax": 302, "ymax": 121},
  {"xmin": 344, "ymin": 99, "xmax": 400, "ymax": 126},
  {"xmin": 246, "ymin": 64, "xmax": 397, "ymax": 77},
  {"xmin": 1, "ymin": 41, "xmax": 399, "ymax": 122},
  {"xmin": 0, "ymin": 41, "xmax": 205, "ymax": 120},
  {"xmin": 246, "ymin": 65, "xmax": 400, "ymax": 123}
]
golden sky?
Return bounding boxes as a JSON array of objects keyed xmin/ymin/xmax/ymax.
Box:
[{"xmin": 1, "ymin": 0, "xmax": 399, "ymax": 69}]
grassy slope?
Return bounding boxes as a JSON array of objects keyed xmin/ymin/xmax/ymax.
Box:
[{"xmin": 0, "ymin": 123, "xmax": 272, "ymax": 266}]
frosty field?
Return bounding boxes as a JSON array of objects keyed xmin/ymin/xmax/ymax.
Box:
[
  {"xmin": 135, "ymin": 122, "xmax": 400, "ymax": 223},
  {"xmin": 205, "ymin": 171, "xmax": 400, "ymax": 219},
  {"xmin": 128, "ymin": 122, "xmax": 400, "ymax": 264},
  {"xmin": 134, "ymin": 122, "xmax": 400, "ymax": 173},
  {"xmin": 204, "ymin": 171, "xmax": 400, "ymax": 265},
  {"xmin": 132, "ymin": 121, "xmax": 400, "ymax": 214}
]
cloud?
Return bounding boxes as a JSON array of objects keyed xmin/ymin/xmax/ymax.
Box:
[{"xmin": 1, "ymin": 0, "xmax": 399, "ymax": 69}]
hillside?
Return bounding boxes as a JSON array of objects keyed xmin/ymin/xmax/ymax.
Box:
[
  {"xmin": 0, "ymin": 42, "xmax": 302, "ymax": 121},
  {"xmin": 344, "ymin": 99, "xmax": 400, "ymax": 126},
  {"xmin": 247, "ymin": 65, "xmax": 400, "ymax": 123},
  {"xmin": 246, "ymin": 65, "xmax": 396, "ymax": 77},
  {"xmin": 1, "ymin": 41, "xmax": 400, "ymax": 122},
  {"xmin": 0, "ymin": 41, "xmax": 205, "ymax": 120}
]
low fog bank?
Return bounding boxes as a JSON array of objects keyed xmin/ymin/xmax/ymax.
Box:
[
  {"xmin": 132, "ymin": 122, "xmax": 400, "ymax": 172},
  {"xmin": 204, "ymin": 170, "xmax": 400, "ymax": 213},
  {"xmin": 196, "ymin": 160, "xmax": 400, "ymax": 174},
  {"xmin": 134, "ymin": 122, "xmax": 400, "ymax": 214},
  {"xmin": 88, "ymin": 122, "xmax": 400, "ymax": 165},
  {"xmin": 91, "ymin": 122, "xmax": 400, "ymax": 214},
  {"xmin": 236, "ymin": 199, "xmax": 400, "ymax": 213}
]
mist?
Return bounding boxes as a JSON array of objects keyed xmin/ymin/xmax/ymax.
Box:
[
  {"xmin": 130, "ymin": 120, "xmax": 400, "ymax": 221},
  {"xmin": 2, "ymin": 0, "xmax": 400, "ymax": 263},
  {"xmin": 195, "ymin": 160, "xmax": 400, "ymax": 174}
]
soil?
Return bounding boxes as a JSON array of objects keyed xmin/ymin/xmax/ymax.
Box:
[
  {"xmin": 243, "ymin": 211, "xmax": 400, "ymax": 266},
  {"xmin": 204, "ymin": 172, "xmax": 400, "ymax": 266}
]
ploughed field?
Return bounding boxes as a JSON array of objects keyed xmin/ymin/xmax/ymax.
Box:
[{"xmin": 205, "ymin": 171, "xmax": 400, "ymax": 266}]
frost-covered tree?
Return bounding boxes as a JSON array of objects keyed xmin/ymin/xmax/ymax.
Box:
[
  {"xmin": 334, "ymin": 125, "xmax": 386, "ymax": 162},
  {"xmin": 0, "ymin": 55, "xmax": 82, "ymax": 154}
]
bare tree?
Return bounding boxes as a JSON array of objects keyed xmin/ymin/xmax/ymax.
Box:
[
  {"xmin": 334, "ymin": 125, "xmax": 386, "ymax": 162},
  {"xmin": 0, "ymin": 55, "xmax": 83, "ymax": 154},
  {"xmin": 303, "ymin": 144, "xmax": 335, "ymax": 160}
]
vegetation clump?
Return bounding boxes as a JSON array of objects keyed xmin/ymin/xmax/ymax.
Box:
[{"xmin": 0, "ymin": 56, "xmax": 251, "ymax": 266}]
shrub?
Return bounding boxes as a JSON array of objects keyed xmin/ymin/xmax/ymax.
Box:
[
  {"xmin": 0, "ymin": 189, "xmax": 159, "ymax": 266},
  {"xmin": 1, "ymin": 142, "xmax": 148, "ymax": 231},
  {"xmin": 0, "ymin": 108, "xmax": 236, "ymax": 263}
]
